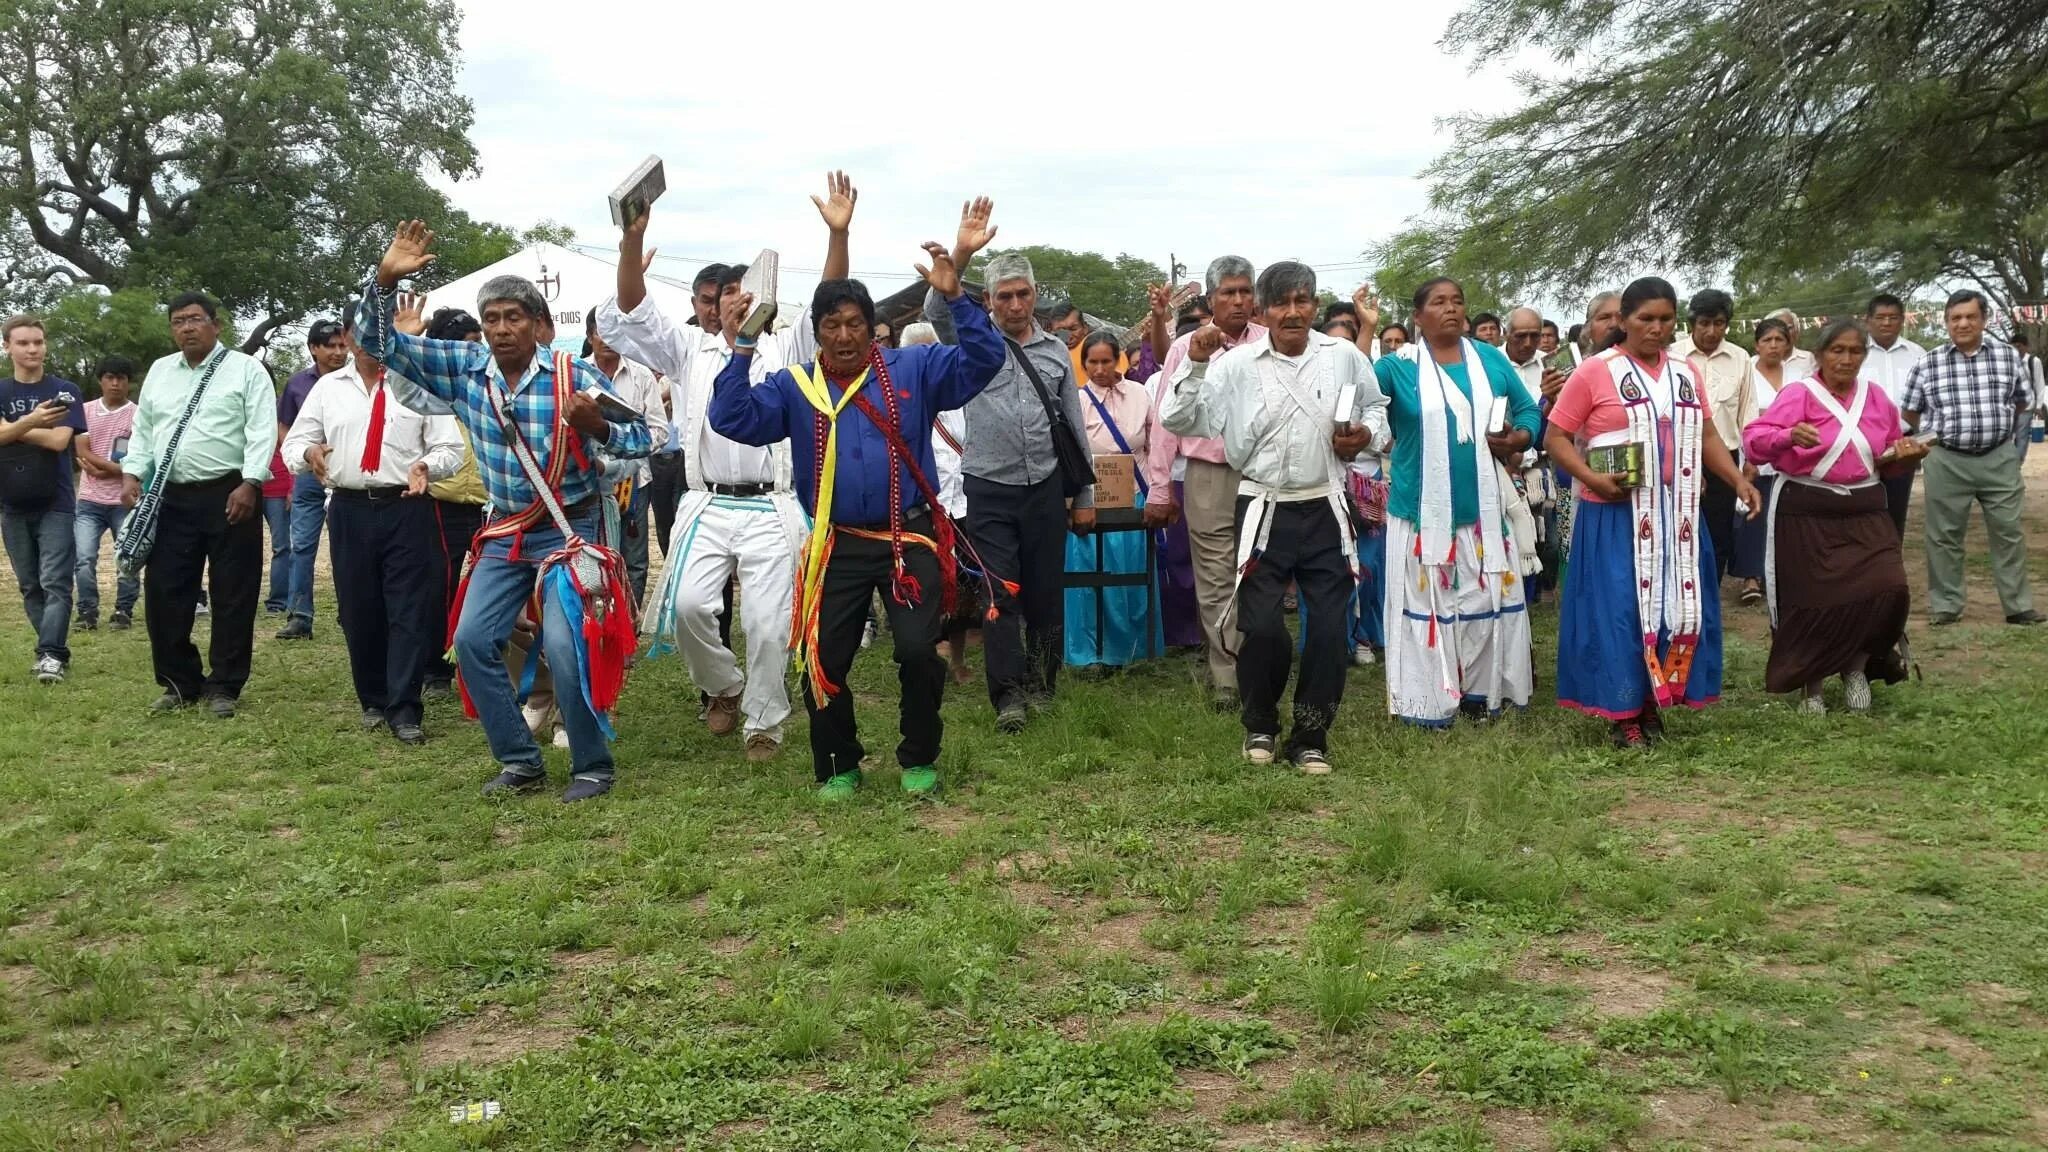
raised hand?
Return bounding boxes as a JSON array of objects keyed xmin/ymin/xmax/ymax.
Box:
[
  {"xmin": 721, "ymin": 291, "xmax": 754, "ymax": 340},
  {"xmin": 393, "ymin": 291, "xmax": 427, "ymax": 337},
  {"xmin": 1188, "ymin": 324, "xmax": 1226, "ymax": 363},
  {"xmin": 1148, "ymin": 283, "xmax": 1171, "ymax": 318},
  {"xmin": 812, "ymin": 171, "xmax": 858, "ymax": 233},
  {"xmin": 621, "ymin": 205, "xmax": 651, "ymax": 248},
  {"xmin": 952, "ymin": 197, "xmax": 998, "ymax": 265},
  {"xmin": 1352, "ymin": 285, "xmax": 1381, "ymax": 333},
  {"xmin": 377, "ymin": 220, "xmax": 438, "ymax": 290},
  {"xmin": 916, "ymin": 242, "xmax": 963, "ymax": 300}
]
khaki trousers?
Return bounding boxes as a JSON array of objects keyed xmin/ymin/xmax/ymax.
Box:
[
  {"xmin": 1182, "ymin": 458, "xmax": 1243, "ymax": 690},
  {"xmin": 1921, "ymin": 441, "xmax": 2034, "ymax": 618}
]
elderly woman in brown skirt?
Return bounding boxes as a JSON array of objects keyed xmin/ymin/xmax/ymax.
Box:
[{"xmin": 1743, "ymin": 318, "xmax": 1929, "ymax": 713}]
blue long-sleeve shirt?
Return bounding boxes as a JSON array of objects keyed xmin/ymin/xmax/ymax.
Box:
[{"xmin": 709, "ymin": 292, "xmax": 1005, "ymax": 524}]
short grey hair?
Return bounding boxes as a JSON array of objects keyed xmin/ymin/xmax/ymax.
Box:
[
  {"xmin": 478, "ymin": 275, "xmax": 548, "ymax": 320},
  {"xmin": 1506, "ymin": 306, "xmax": 1543, "ymax": 328},
  {"xmin": 984, "ymin": 253, "xmax": 1035, "ymax": 289},
  {"xmin": 1255, "ymin": 261, "xmax": 1316, "ymax": 309},
  {"xmin": 1206, "ymin": 255, "xmax": 1254, "ymax": 293},
  {"xmin": 1584, "ymin": 291, "xmax": 1619, "ymax": 323},
  {"xmin": 899, "ymin": 321, "xmax": 939, "ymax": 346}
]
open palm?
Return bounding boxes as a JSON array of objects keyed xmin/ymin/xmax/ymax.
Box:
[
  {"xmin": 954, "ymin": 197, "xmax": 998, "ymax": 258},
  {"xmin": 812, "ymin": 171, "xmax": 857, "ymax": 232},
  {"xmin": 379, "ymin": 220, "xmax": 438, "ymax": 286}
]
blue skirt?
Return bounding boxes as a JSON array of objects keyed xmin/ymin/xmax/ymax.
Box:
[
  {"xmin": 1064, "ymin": 494, "xmax": 1162, "ymax": 667},
  {"xmin": 1556, "ymin": 497, "xmax": 1723, "ymax": 718},
  {"xmin": 1349, "ymin": 523, "xmax": 1386, "ymax": 649}
]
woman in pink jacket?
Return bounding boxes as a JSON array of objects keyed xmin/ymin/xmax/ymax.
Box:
[{"xmin": 1744, "ymin": 318, "xmax": 1929, "ymax": 714}]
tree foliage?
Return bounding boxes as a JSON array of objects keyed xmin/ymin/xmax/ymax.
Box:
[
  {"xmin": 1415, "ymin": 0, "xmax": 2048, "ymax": 310},
  {"xmin": 968, "ymin": 246, "xmax": 1167, "ymax": 326},
  {"xmin": 36, "ymin": 289, "xmax": 181, "ymax": 388},
  {"xmin": 0, "ymin": 0, "xmax": 479, "ymax": 349}
]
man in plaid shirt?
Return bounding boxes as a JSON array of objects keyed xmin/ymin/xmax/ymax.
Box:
[
  {"xmin": 1902, "ymin": 289, "xmax": 2042, "ymax": 627},
  {"xmin": 359, "ymin": 220, "xmax": 653, "ymax": 802}
]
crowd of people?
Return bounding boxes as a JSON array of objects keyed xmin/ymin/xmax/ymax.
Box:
[{"xmin": 3, "ymin": 174, "xmax": 2045, "ymax": 801}]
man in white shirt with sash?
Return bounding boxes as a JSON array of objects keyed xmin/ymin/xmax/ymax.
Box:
[
  {"xmin": 594, "ymin": 174, "xmax": 854, "ymax": 762},
  {"xmin": 1161, "ymin": 262, "xmax": 1389, "ymax": 774}
]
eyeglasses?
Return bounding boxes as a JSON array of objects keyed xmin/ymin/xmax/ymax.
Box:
[{"xmin": 169, "ymin": 314, "xmax": 213, "ymax": 329}]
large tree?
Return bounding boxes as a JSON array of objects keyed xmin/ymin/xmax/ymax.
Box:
[
  {"xmin": 1411, "ymin": 0, "xmax": 2048, "ymax": 312},
  {"xmin": 0, "ymin": 0, "xmax": 479, "ymax": 349},
  {"xmin": 968, "ymin": 246, "xmax": 1167, "ymax": 327}
]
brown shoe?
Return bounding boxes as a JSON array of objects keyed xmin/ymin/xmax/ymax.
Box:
[
  {"xmin": 705, "ymin": 693, "xmax": 741, "ymax": 736},
  {"xmin": 745, "ymin": 733, "xmax": 779, "ymax": 762}
]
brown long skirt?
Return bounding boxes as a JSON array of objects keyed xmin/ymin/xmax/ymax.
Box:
[{"xmin": 1765, "ymin": 483, "xmax": 1909, "ymax": 693}]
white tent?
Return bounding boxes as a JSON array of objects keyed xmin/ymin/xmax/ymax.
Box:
[{"xmin": 420, "ymin": 242, "xmax": 699, "ymax": 354}]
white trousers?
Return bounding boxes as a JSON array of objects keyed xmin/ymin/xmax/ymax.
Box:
[
  {"xmin": 1383, "ymin": 516, "xmax": 1533, "ymax": 725},
  {"xmin": 657, "ymin": 493, "xmax": 799, "ymax": 740}
]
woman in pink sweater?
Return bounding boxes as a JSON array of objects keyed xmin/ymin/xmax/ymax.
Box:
[{"xmin": 1743, "ymin": 318, "xmax": 1929, "ymax": 713}]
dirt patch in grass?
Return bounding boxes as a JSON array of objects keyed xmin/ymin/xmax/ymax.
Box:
[
  {"xmin": 1483, "ymin": 1107, "xmax": 1552, "ymax": 1151},
  {"xmin": 1643, "ymin": 1087, "xmax": 1847, "ymax": 1149},
  {"xmin": 1515, "ymin": 930, "xmax": 1676, "ymax": 1017},
  {"xmin": 416, "ymin": 1005, "xmax": 575, "ymax": 1069},
  {"xmin": 552, "ymin": 947, "xmax": 616, "ymax": 977}
]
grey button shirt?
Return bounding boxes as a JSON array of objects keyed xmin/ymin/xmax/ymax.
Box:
[{"xmin": 923, "ymin": 289, "xmax": 1096, "ymax": 507}]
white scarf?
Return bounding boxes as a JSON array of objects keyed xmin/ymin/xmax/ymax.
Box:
[{"xmin": 1403, "ymin": 340, "xmax": 1506, "ymax": 574}]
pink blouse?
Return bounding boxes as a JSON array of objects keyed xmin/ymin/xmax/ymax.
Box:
[
  {"xmin": 1080, "ymin": 378, "xmax": 1154, "ymax": 458},
  {"xmin": 1742, "ymin": 376, "xmax": 1906, "ymax": 486}
]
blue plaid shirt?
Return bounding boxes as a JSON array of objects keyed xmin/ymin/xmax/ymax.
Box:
[{"xmin": 359, "ymin": 275, "xmax": 651, "ymax": 513}]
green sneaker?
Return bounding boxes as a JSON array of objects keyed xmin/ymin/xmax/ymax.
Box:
[
  {"xmin": 900, "ymin": 766, "xmax": 939, "ymax": 796},
  {"xmin": 817, "ymin": 772, "xmax": 861, "ymax": 802}
]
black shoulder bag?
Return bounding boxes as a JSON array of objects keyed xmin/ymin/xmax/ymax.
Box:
[{"xmin": 1004, "ymin": 337, "xmax": 1095, "ymax": 498}]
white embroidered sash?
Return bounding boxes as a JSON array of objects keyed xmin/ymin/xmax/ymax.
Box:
[
  {"xmin": 1763, "ymin": 377, "xmax": 1875, "ymax": 628},
  {"xmin": 1600, "ymin": 350, "xmax": 1706, "ymax": 706}
]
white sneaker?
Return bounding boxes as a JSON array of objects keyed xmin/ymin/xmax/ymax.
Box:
[
  {"xmin": 552, "ymin": 727, "xmax": 570, "ymax": 749},
  {"xmin": 1800, "ymin": 694, "xmax": 1826, "ymax": 715},
  {"xmin": 521, "ymin": 702, "xmax": 556, "ymax": 738},
  {"xmin": 861, "ymin": 619, "xmax": 877, "ymax": 649},
  {"xmin": 32, "ymin": 655, "xmax": 64, "ymax": 684},
  {"xmin": 1844, "ymin": 670, "xmax": 1872, "ymax": 713},
  {"xmin": 1352, "ymin": 645, "xmax": 1376, "ymax": 667}
]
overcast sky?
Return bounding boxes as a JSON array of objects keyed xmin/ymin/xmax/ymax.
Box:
[{"xmin": 441, "ymin": 0, "xmax": 1529, "ymax": 314}]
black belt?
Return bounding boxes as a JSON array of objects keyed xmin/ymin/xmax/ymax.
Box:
[
  {"xmin": 836, "ymin": 504, "xmax": 930, "ymax": 533},
  {"xmin": 332, "ymin": 485, "xmax": 409, "ymax": 502},
  {"xmin": 1938, "ymin": 440, "xmax": 2005, "ymax": 458},
  {"xmin": 706, "ymin": 482, "xmax": 773, "ymax": 497},
  {"xmin": 165, "ymin": 474, "xmax": 245, "ymax": 492}
]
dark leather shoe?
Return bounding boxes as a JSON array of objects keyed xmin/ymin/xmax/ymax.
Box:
[
  {"xmin": 361, "ymin": 708, "xmax": 386, "ymax": 730},
  {"xmin": 482, "ymin": 770, "xmax": 546, "ymax": 797},
  {"xmin": 149, "ymin": 691, "xmax": 188, "ymax": 713},
  {"xmin": 1929, "ymin": 614, "xmax": 1962, "ymax": 627},
  {"xmin": 2006, "ymin": 610, "xmax": 2046, "ymax": 626},
  {"xmin": 205, "ymin": 695, "xmax": 237, "ymax": 719},
  {"xmin": 561, "ymin": 775, "xmax": 613, "ymax": 802},
  {"xmin": 392, "ymin": 720, "xmax": 426, "ymax": 746},
  {"xmin": 274, "ymin": 617, "xmax": 312, "ymax": 640}
]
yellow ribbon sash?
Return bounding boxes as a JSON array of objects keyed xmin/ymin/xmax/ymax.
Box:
[{"xmin": 788, "ymin": 362, "xmax": 871, "ymax": 681}]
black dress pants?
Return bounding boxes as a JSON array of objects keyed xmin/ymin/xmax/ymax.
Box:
[
  {"xmin": 330, "ymin": 491, "xmax": 441, "ymax": 724},
  {"xmin": 144, "ymin": 475, "xmax": 263, "ymax": 702},
  {"xmin": 1883, "ymin": 465, "xmax": 1917, "ymax": 539},
  {"xmin": 428, "ymin": 499, "xmax": 484, "ymax": 682},
  {"xmin": 965, "ymin": 473, "xmax": 1067, "ymax": 711},
  {"xmin": 650, "ymin": 452, "xmax": 683, "ymax": 558},
  {"xmin": 1701, "ymin": 462, "xmax": 1739, "ymax": 582},
  {"xmin": 1233, "ymin": 496, "xmax": 1352, "ymax": 756},
  {"xmin": 803, "ymin": 510, "xmax": 946, "ymax": 782}
]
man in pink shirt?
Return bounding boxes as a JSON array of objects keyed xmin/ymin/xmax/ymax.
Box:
[{"xmin": 1145, "ymin": 256, "xmax": 1265, "ymax": 710}]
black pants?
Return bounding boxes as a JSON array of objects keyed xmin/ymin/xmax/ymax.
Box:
[
  {"xmin": 1883, "ymin": 465, "xmax": 1917, "ymax": 539},
  {"xmin": 330, "ymin": 492, "xmax": 442, "ymax": 724},
  {"xmin": 1702, "ymin": 462, "xmax": 1739, "ymax": 581},
  {"xmin": 1233, "ymin": 497, "xmax": 1351, "ymax": 756},
  {"xmin": 804, "ymin": 513, "xmax": 946, "ymax": 782},
  {"xmin": 965, "ymin": 473, "xmax": 1067, "ymax": 710},
  {"xmin": 650, "ymin": 453, "xmax": 683, "ymax": 558},
  {"xmin": 144, "ymin": 475, "xmax": 262, "ymax": 701},
  {"xmin": 427, "ymin": 499, "xmax": 484, "ymax": 683}
]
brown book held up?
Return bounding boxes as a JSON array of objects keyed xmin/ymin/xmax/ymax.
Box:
[{"xmin": 1092, "ymin": 453, "xmax": 1136, "ymax": 509}]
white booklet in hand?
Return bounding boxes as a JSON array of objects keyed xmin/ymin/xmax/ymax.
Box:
[
  {"xmin": 738, "ymin": 250, "xmax": 779, "ymax": 339},
  {"xmin": 608, "ymin": 155, "xmax": 666, "ymax": 228}
]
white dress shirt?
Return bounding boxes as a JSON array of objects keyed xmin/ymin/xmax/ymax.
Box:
[
  {"xmin": 1784, "ymin": 347, "xmax": 1817, "ymax": 381},
  {"xmin": 1161, "ymin": 331, "xmax": 1390, "ymax": 498},
  {"xmin": 1863, "ymin": 336, "xmax": 1926, "ymax": 432},
  {"xmin": 281, "ymin": 363, "xmax": 465, "ymax": 489},
  {"xmin": 1672, "ymin": 335, "xmax": 1755, "ymax": 451},
  {"xmin": 600, "ymin": 356, "xmax": 670, "ymax": 486},
  {"xmin": 934, "ymin": 408, "xmax": 967, "ymax": 519},
  {"xmin": 596, "ymin": 296, "xmax": 808, "ymax": 491}
]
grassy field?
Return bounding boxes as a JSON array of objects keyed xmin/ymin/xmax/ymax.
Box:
[{"xmin": 2, "ymin": 474, "xmax": 2047, "ymax": 1152}]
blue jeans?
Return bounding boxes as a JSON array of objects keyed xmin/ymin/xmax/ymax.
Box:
[
  {"xmin": 264, "ymin": 494, "xmax": 291, "ymax": 611},
  {"xmin": 454, "ymin": 514, "xmax": 613, "ymax": 781},
  {"xmin": 2, "ymin": 505, "xmax": 76, "ymax": 662},
  {"xmin": 286, "ymin": 472, "xmax": 326, "ymax": 623},
  {"xmin": 73, "ymin": 499, "xmax": 139, "ymax": 621}
]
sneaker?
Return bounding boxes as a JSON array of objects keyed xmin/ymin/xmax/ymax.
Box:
[
  {"xmin": 1799, "ymin": 694, "xmax": 1827, "ymax": 716},
  {"xmin": 32, "ymin": 655, "xmax": 65, "ymax": 684},
  {"xmin": 900, "ymin": 765, "xmax": 940, "ymax": 796},
  {"xmin": 274, "ymin": 617, "xmax": 311, "ymax": 640},
  {"xmin": 745, "ymin": 733, "xmax": 780, "ymax": 763},
  {"xmin": 552, "ymin": 727, "xmax": 570, "ymax": 750},
  {"xmin": 561, "ymin": 775, "xmax": 612, "ymax": 803},
  {"xmin": 705, "ymin": 693, "xmax": 741, "ymax": 737},
  {"xmin": 1608, "ymin": 720, "xmax": 1649, "ymax": 749},
  {"xmin": 995, "ymin": 702, "xmax": 1029, "ymax": 734},
  {"xmin": 108, "ymin": 612, "xmax": 132, "ymax": 631},
  {"xmin": 75, "ymin": 617, "xmax": 97, "ymax": 632},
  {"xmin": 1290, "ymin": 747, "xmax": 1333, "ymax": 776},
  {"xmin": 860, "ymin": 619, "xmax": 877, "ymax": 649},
  {"xmin": 194, "ymin": 600, "xmax": 210, "ymax": 618},
  {"xmin": 392, "ymin": 720, "xmax": 426, "ymax": 746},
  {"xmin": 205, "ymin": 695, "xmax": 237, "ymax": 719},
  {"xmin": 1929, "ymin": 613, "xmax": 1962, "ymax": 627},
  {"xmin": 2006, "ymin": 610, "xmax": 2046, "ymax": 626},
  {"xmin": 1243, "ymin": 734, "xmax": 1276, "ymax": 765},
  {"xmin": 1844, "ymin": 671, "xmax": 1872, "ymax": 713},
  {"xmin": 817, "ymin": 772, "xmax": 860, "ymax": 802},
  {"xmin": 482, "ymin": 770, "xmax": 547, "ymax": 797},
  {"xmin": 149, "ymin": 691, "xmax": 188, "ymax": 713},
  {"xmin": 1352, "ymin": 645, "xmax": 1376, "ymax": 668},
  {"xmin": 361, "ymin": 708, "xmax": 386, "ymax": 731},
  {"xmin": 423, "ymin": 676, "xmax": 454, "ymax": 700}
]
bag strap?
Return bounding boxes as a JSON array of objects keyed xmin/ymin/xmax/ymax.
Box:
[
  {"xmin": 1004, "ymin": 337, "xmax": 1071, "ymax": 432},
  {"xmin": 147, "ymin": 348, "xmax": 230, "ymax": 495},
  {"xmin": 1080, "ymin": 383, "xmax": 1148, "ymax": 497},
  {"xmin": 485, "ymin": 353, "xmax": 582, "ymax": 542}
]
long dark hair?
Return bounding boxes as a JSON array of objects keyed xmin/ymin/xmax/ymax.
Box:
[{"xmin": 1079, "ymin": 331, "xmax": 1122, "ymax": 379}]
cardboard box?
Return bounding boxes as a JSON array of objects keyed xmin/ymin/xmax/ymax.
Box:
[{"xmin": 1093, "ymin": 453, "xmax": 1136, "ymax": 509}]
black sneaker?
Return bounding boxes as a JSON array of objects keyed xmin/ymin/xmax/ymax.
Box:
[
  {"xmin": 423, "ymin": 676, "xmax": 454, "ymax": 700},
  {"xmin": 108, "ymin": 612, "xmax": 132, "ymax": 631},
  {"xmin": 274, "ymin": 617, "xmax": 312, "ymax": 640},
  {"xmin": 205, "ymin": 695, "xmax": 237, "ymax": 719},
  {"xmin": 482, "ymin": 770, "xmax": 547, "ymax": 797},
  {"xmin": 2006, "ymin": 610, "xmax": 2046, "ymax": 626},
  {"xmin": 392, "ymin": 720, "xmax": 426, "ymax": 746},
  {"xmin": 995, "ymin": 702, "xmax": 1029, "ymax": 734},
  {"xmin": 561, "ymin": 775, "xmax": 612, "ymax": 803},
  {"xmin": 1243, "ymin": 733, "xmax": 1276, "ymax": 765},
  {"xmin": 76, "ymin": 617, "xmax": 98, "ymax": 632},
  {"xmin": 1929, "ymin": 613, "xmax": 1962, "ymax": 627},
  {"xmin": 1458, "ymin": 698, "xmax": 1490, "ymax": 722},
  {"xmin": 1289, "ymin": 747, "xmax": 1332, "ymax": 776},
  {"xmin": 361, "ymin": 708, "xmax": 386, "ymax": 731}
]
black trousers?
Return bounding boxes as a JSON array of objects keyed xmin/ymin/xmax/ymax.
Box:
[
  {"xmin": 1702, "ymin": 462, "xmax": 1739, "ymax": 582},
  {"xmin": 650, "ymin": 452, "xmax": 683, "ymax": 558},
  {"xmin": 804, "ymin": 512, "xmax": 946, "ymax": 782},
  {"xmin": 144, "ymin": 475, "xmax": 263, "ymax": 701},
  {"xmin": 330, "ymin": 492, "xmax": 442, "ymax": 724},
  {"xmin": 965, "ymin": 473, "xmax": 1067, "ymax": 710},
  {"xmin": 428, "ymin": 499, "xmax": 484, "ymax": 682},
  {"xmin": 1883, "ymin": 464, "xmax": 1917, "ymax": 539},
  {"xmin": 1233, "ymin": 496, "xmax": 1351, "ymax": 755}
]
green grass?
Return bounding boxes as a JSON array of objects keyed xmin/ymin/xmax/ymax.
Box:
[{"xmin": 3, "ymin": 506, "xmax": 2048, "ymax": 1152}]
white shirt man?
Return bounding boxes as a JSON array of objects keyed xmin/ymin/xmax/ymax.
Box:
[
  {"xmin": 1865, "ymin": 333, "xmax": 1927, "ymax": 431},
  {"xmin": 282, "ymin": 352, "xmax": 464, "ymax": 744}
]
